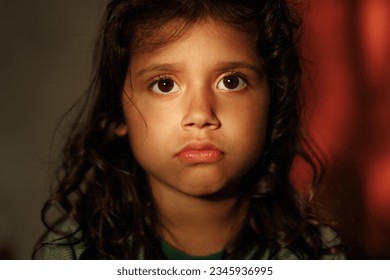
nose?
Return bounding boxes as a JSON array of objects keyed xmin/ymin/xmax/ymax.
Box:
[{"xmin": 181, "ymin": 88, "xmax": 221, "ymax": 130}]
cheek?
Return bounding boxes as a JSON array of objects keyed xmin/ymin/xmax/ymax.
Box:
[
  {"xmin": 231, "ymin": 100, "xmax": 269, "ymax": 159},
  {"xmin": 126, "ymin": 112, "xmax": 147, "ymax": 147},
  {"xmin": 122, "ymin": 100, "xmax": 151, "ymax": 157},
  {"xmin": 123, "ymin": 103, "xmax": 174, "ymax": 165},
  {"xmin": 249, "ymin": 108, "xmax": 268, "ymax": 145},
  {"xmin": 237, "ymin": 119, "xmax": 267, "ymax": 155}
]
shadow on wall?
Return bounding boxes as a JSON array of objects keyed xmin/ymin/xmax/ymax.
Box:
[
  {"xmin": 291, "ymin": 0, "xmax": 390, "ymax": 259},
  {"xmin": 0, "ymin": 243, "xmax": 16, "ymax": 260},
  {"xmin": 0, "ymin": 0, "xmax": 105, "ymax": 259}
]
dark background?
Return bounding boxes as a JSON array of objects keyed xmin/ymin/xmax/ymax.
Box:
[
  {"xmin": 1, "ymin": 0, "xmax": 389, "ymax": 259},
  {"xmin": 0, "ymin": 0, "xmax": 106, "ymax": 259}
]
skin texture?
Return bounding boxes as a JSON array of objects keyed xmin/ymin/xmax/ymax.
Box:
[{"xmin": 118, "ymin": 19, "xmax": 270, "ymax": 255}]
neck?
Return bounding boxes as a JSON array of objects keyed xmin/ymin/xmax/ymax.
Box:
[{"xmin": 149, "ymin": 180, "xmax": 247, "ymax": 256}]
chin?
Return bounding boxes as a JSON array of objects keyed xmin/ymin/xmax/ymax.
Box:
[{"xmin": 174, "ymin": 178, "xmax": 239, "ymax": 199}]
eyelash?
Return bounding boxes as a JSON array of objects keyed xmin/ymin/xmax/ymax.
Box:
[
  {"xmin": 222, "ymin": 71, "xmax": 250, "ymax": 86},
  {"xmin": 224, "ymin": 71, "xmax": 249, "ymax": 85},
  {"xmin": 148, "ymin": 75, "xmax": 170, "ymax": 89},
  {"xmin": 147, "ymin": 75, "xmax": 179, "ymax": 96}
]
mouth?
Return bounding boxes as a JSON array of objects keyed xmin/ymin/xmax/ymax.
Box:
[{"xmin": 176, "ymin": 142, "xmax": 224, "ymax": 164}]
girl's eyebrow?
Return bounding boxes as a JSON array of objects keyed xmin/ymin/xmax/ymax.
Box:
[
  {"xmin": 214, "ymin": 61, "xmax": 263, "ymax": 74},
  {"xmin": 135, "ymin": 63, "xmax": 183, "ymax": 78}
]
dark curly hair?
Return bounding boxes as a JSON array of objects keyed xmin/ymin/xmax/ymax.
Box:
[{"xmin": 36, "ymin": 0, "xmax": 336, "ymax": 259}]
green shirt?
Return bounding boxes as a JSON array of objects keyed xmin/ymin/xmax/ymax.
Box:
[{"xmin": 161, "ymin": 240, "xmax": 224, "ymax": 260}]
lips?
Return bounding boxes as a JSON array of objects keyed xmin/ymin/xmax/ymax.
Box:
[{"xmin": 176, "ymin": 142, "xmax": 223, "ymax": 164}]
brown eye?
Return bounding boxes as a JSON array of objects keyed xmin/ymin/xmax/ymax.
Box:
[
  {"xmin": 223, "ymin": 76, "xmax": 239, "ymax": 89},
  {"xmin": 217, "ymin": 74, "xmax": 246, "ymax": 91},
  {"xmin": 151, "ymin": 78, "xmax": 180, "ymax": 94},
  {"xmin": 158, "ymin": 79, "xmax": 174, "ymax": 92}
]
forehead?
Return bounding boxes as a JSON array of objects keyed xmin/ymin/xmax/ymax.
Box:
[
  {"xmin": 131, "ymin": 18, "xmax": 258, "ymax": 56},
  {"xmin": 130, "ymin": 19, "xmax": 260, "ymax": 71}
]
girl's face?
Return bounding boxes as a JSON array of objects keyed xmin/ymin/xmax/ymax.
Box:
[{"xmin": 120, "ymin": 19, "xmax": 269, "ymax": 197}]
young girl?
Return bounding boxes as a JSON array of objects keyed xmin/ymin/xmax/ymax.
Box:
[{"xmin": 34, "ymin": 0, "xmax": 344, "ymax": 259}]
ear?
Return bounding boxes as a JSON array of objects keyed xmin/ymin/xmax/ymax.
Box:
[{"xmin": 114, "ymin": 122, "xmax": 128, "ymax": 137}]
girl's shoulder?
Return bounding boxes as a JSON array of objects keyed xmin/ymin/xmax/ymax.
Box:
[
  {"xmin": 34, "ymin": 219, "xmax": 86, "ymax": 260},
  {"xmin": 317, "ymin": 224, "xmax": 345, "ymax": 258},
  {"xmin": 279, "ymin": 225, "xmax": 345, "ymax": 260},
  {"xmin": 246, "ymin": 225, "xmax": 345, "ymax": 260}
]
